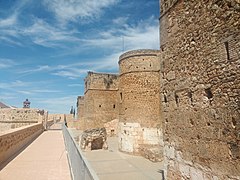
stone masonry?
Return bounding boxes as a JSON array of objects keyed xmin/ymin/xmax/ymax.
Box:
[
  {"xmin": 76, "ymin": 96, "xmax": 84, "ymax": 129},
  {"xmin": 80, "ymin": 127, "xmax": 108, "ymax": 151},
  {"xmin": 160, "ymin": 0, "xmax": 240, "ymax": 179},
  {"xmin": 0, "ymin": 108, "xmax": 46, "ymax": 132},
  {"xmin": 118, "ymin": 50, "xmax": 163, "ymax": 156},
  {"xmin": 81, "ymin": 72, "xmax": 119, "ymax": 130},
  {"xmin": 0, "ymin": 123, "xmax": 43, "ymax": 166},
  {"xmin": 76, "ymin": 0, "xmax": 240, "ymax": 176}
]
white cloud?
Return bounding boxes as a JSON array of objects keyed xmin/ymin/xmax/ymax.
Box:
[
  {"xmin": 68, "ymin": 84, "xmax": 83, "ymax": 87},
  {"xmin": 0, "ymin": 80, "xmax": 28, "ymax": 89},
  {"xmin": 0, "ymin": 58, "xmax": 16, "ymax": 69},
  {"xmin": 36, "ymin": 95, "xmax": 78, "ymax": 114},
  {"xmin": 52, "ymin": 69, "xmax": 87, "ymax": 79},
  {"xmin": 22, "ymin": 19, "xmax": 80, "ymax": 47},
  {"xmin": 43, "ymin": 0, "xmax": 119, "ymax": 24},
  {"xmin": 16, "ymin": 89, "xmax": 60, "ymax": 95},
  {"xmin": 0, "ymin": 0, "xmax": 32, "ymax": 45},
  {"xmin": 17, "ymin": 90, "xmax": 33, "ymax": 95},
  {"xmin": 81, "ymin": 17, "xmax": 159, "ymax": 51},
  {"xmin": 112, "ymin": 17, "xmax": 128, "ymax": 25},
  {"xmin": 0, "ymin": 14, "xmax": 17, "ymax": 27},
  {"xmin": 0, "ymin": 92, "xmax": 17, "ymax": 100},
  {"xmin": 19, "ymin": 65, "xmax": 51, "ymax": 74}
]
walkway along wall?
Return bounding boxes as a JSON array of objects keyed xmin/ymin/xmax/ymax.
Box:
[
  {"xmin": 118, "ymin": 49, "xmax": 163, "ymax": 160},
  {"xmin": 0, "ymin": 123, "xmax": 44, "ymax": 168},
  {"xmin": 159, "ymin": 0, "xmax": 240, "ymax": 179}
]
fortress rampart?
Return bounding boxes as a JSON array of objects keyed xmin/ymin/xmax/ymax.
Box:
[
  {"xmin": 77, "ymin": 96, "xmax": 84, "ymax": 121},
  {"xmin": 76, "ymin": 1, "xmax": 240, "ymax": 175},
  {"xmin": 159, "ymin": 0, "xmax": 240, "ymax": 179},
  {"xmin": 82, "ymin": 72, "xmax": 119, "ymax": 130},
  {"xmin": 76, "ymin": 96, "xmax": 85, "ymax": 129},
  {"xmin": 0, "ymin": 108, "xmax": 46, "ymax": 132},
  {"xmin": 0, "ymin": 123, "xmax": 43, "ymax": 167},
  {"xmin": 118, "ymin": 49, "xmax": 163, "ymax": 156}
]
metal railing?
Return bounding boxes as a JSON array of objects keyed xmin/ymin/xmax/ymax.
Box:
[{"xmin": 62, "ymin": 123, "xmax": 99, "ymax": 180}]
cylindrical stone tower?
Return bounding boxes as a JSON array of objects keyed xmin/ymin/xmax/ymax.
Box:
[{"xmin": 118, "ymin": 49, "xmax": 163, "ymax": 157}]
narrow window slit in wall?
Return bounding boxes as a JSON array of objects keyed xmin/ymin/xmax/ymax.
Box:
[
  {"xmin": 164, "ymin": 94, "xmax": 168, "ymax": 103},
  {"xmin": 190, "ymin": 119, "xmax": 194, "ymax": 126},
  {"xmin": 187, "ymin": 91, "xmax": 193, "ymax": 104},
  {"xmin": 120, "ymin": 92, "xmax": 123, "ymax": 101},
  {"xmin": 224, "ymin": 41, "xmax": 230, "ymax": 61},
  {"xmin": 232, "ymin": 117, "xmax": 236, "ymax": 129},
  {"xmin": 175, "ymin": 93, "xmax": 179, "ymax": 106},
  {"xmin": 113, "ymin": 104, "xmax": 116, "ymax": 109},
  {"xmin": 205, "ymin": 88, "xmax": 213, "ymax": 99},
  {"xmin": 99, "ymin": 105, "xmax": 101, "ymax": 108}
]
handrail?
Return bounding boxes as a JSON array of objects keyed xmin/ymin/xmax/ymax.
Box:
[{"xmin": 62, "ymin": 123, "xmax": 99, "ymax": 180}]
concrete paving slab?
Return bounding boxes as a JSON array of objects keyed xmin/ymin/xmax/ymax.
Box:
[
  {"xmin": 68, "ymin": 129, "xmax": 164, "ymax": 180},
  {"xmin": 0, "ymin": 131, "xmax": 71, "ymax": 180}
]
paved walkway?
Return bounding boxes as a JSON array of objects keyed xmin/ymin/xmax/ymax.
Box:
[
  {"xmin": 0, "ymin": 129, "xmax": 71, "ymax": 180},
  {"xmin": 69, "ymin": 128, "xmax": 164, "ymax": 180}
]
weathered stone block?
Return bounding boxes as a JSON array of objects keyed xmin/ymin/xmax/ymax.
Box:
[
  {"xmin": 139, "ymin": 144, "xmax": 163, "ymax": 162},
  {"xmin": 80, "ymin": 127, "xmax": 108, "ymax": 151}
]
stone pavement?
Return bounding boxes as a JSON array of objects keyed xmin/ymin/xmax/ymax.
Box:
[
  {"xmin": 69, "ymin": 128, "xmax": 164, "ymax": 180},
  {"xmin": 0, "ymin": 129, "xmax": 71, "ymax": 180}
]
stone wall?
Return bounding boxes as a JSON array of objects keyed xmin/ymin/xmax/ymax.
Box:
[
  {"xmin": 159, "ymin": 0, "xmax": 240, "ymax": 179},
  {"xmin": 0, "ymin": 123, "xmax": 43, "ymax": 167},
  {"xmin": 0, "ymin": 108, "xmax": 46, "ymax": 132},
  {"xmin": 104, "ymin": 119, "xmax": 119, "ymax": 136},
  {"xmin": 48, "ymin": 114, "xmax": 64, "ymax": 122},
  {"xmin": 118, "ymin": 49, "xmax": 163, "ymax": 156},
  {"xmin": 77, "ymin": 96, "xmax": 84, "ymax": 119},
  {"xmin": 76, "ymin": 96, "xmax": 85, "ymax": 130},
  {"xmin": 48, "ymin": 114, "xmax": 74, "ymax": 122},
  {"xmin": 82, "ymin": 72, "xmax": 119, "ymax": 130}
]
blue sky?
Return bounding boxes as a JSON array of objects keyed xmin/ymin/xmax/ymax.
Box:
[{"xmin": 0, "ymin": 0, "xmax": 159, "ymax": 114}]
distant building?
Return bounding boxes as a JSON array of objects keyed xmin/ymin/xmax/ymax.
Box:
[
  {"xmin": 0, "ymin": 102, "xmax": 10, "ymax": 109},
  {"xmin": 23, "ymin": 99, "xmax": 31, "ymax": 108}
]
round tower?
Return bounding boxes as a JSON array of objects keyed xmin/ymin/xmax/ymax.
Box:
[{"xmin": 118, "ymin": 49, "xmax": 163, "ymax": 155}]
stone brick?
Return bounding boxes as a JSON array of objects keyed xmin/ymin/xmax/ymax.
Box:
[
  {"xmin": 160, "ymin": 0, "xmax": 240, "ymax": 179},
  {"xmin": 80, "ymin": 72, "xmax": 119, "ymax": 130}
]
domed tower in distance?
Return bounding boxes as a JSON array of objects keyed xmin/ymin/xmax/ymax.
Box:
[{"xmin": 23, "ymin": 99, "xmax": 30, "ymax": 108}]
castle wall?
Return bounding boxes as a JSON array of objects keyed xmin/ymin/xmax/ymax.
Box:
[
  {"xmin": 159, "ymin": 0, "xmax": 240, "ymax": 179},
  {"xmin": 83, "ymin": 72, "xmax": 119, "ymax": 130},
  {"xmin": 0, "ymin": 123, "xmax": 43, "ymax": 167},
  {"xmin": 77, "ymin": 96, "xmax": 84, "ymax": 120},
  {"xmin": 76, "ymin": 96, "xmax": 85, "ymax": 130},
  {"xmin": 0, "ymin": 108, "xmax": 46, "ymax": 132},
  {"xmin": 118, "ymin": 49, "xmax": 163, "ymax": 156}
]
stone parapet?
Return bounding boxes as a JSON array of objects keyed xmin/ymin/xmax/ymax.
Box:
[
  {"xmin": 0, "ymin": 123, "xmax": 43, "ymax": 167},
  {"xmin": 84, "ymin": 72, "xmax": 119, "ymax": 93},
  {"xmin": 119, "ymin": 49, "xmax": 160, "ymax": 75}
]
